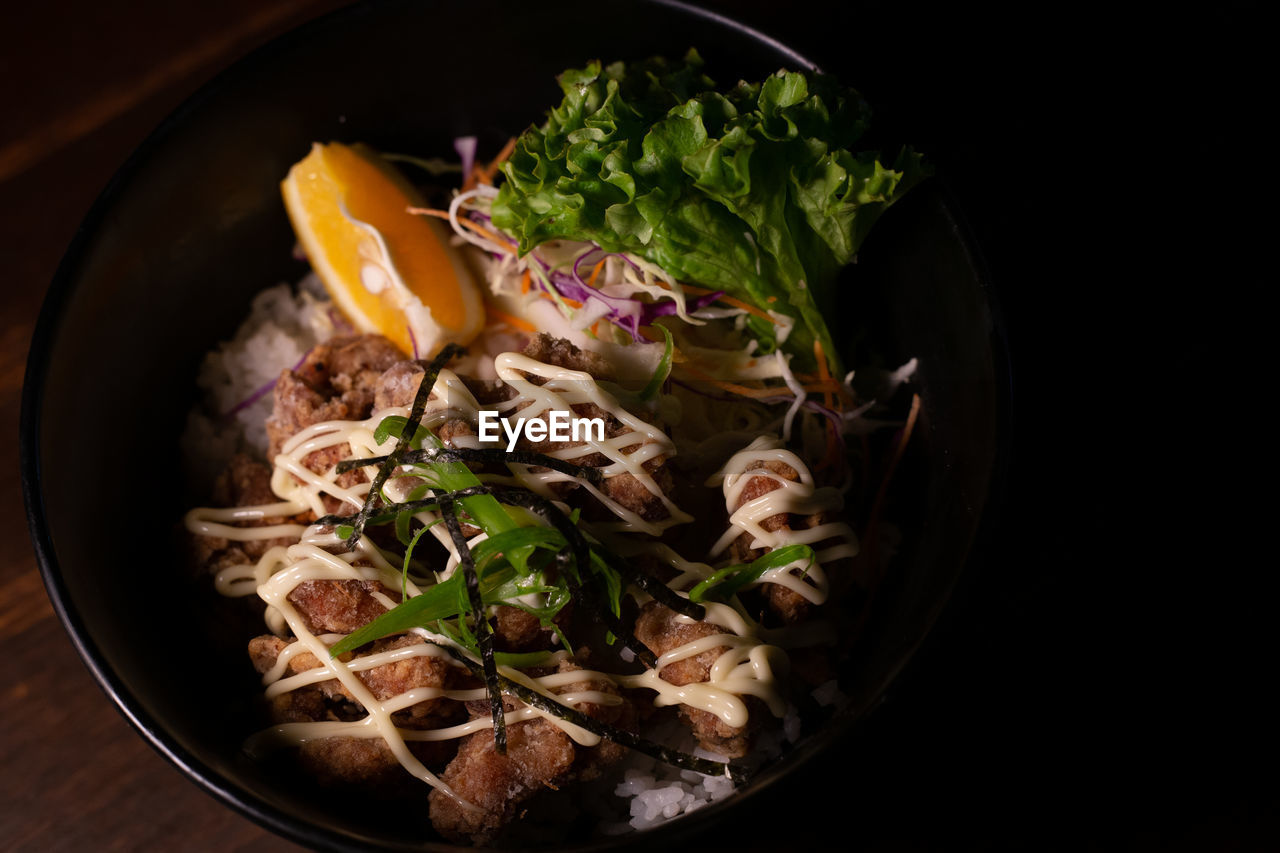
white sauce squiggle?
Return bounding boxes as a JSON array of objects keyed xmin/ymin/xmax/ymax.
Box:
[
  {"xmin": 185, "ymin": 354, "xmax": 824, "ymax": 804},
  {"xmin": 707, "ymin": 436, "xmax": 860, "ymax": 606},
  {"xmin": 490, "ymin": 352, "xmax": 692, "ymax": 536}
]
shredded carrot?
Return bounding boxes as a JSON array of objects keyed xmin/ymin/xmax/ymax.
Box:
[
  {"xmin": 682, "ymin": 366, "xmax": 831, "ymax": 399},
  {"xmin": 803, "ymin": 382, "xmax": 842, "ymax": 395},
  {"xmin": 721, "ymin": 380, "xmax": 843, "ymax": 399},
  {"xmin": 409, "ymin": 207, "xmax": 515, "ymax": 250},
  {"xmin": 520, "ymin": 270, "xmax": 531, "ymax": 295},
  {"xmin": 538, "ymin": 290, "xmax": 582, "ymax": 310},
  {"xmin": 814, "ymin": 340, "xmax": 834, "ymax": 410},
  {"xmin": 884, "ymin": 394, "xmax": 921, "ymax": 492},
  {"xmin": 839, "ymin": 392, "xmax": 922, "ymax": 635},
  {"xmin": 588, "ymin": 259, "xmax": 606, "ymax": 287},
  {"xmin": 646, "ymin": 276, "xmax": 781, "ymax": 324},
  {"xmin": 461, "ymin": 164, "xmax": 484, "ymax": 193},
  {"xmin": 861, "ymin": 393, "xmax": 922, "ymax": 568},
  {"xmin": 815, "ymin": 417, "xmax": 842, "ymax": 472},
  {"xmin": 485, "ymin": 305, "xmax": 536, "ymax": 333},
  {"xmin": 680, "ymin": 366, "xmax": 766, "ymax": 397},
  {"xmin": 675, "ymin": 282, "xmax": 777, "ymax": 323},
  {"xmin": 813, "ymin": 341, "xmax": 831, "ymax": 382},
  {"xmin": 801, "ymin": 380, "xmax": 845, "ymax": 397},
  {"xmin": 478, "ymin": 137, "xmax": 517, "ymax": 185}
]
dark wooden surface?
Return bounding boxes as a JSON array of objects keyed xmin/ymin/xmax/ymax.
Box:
[
  {"xmin": 3, "ymin": 1, "xmax": 1269, "ymax": 849},
  {"xmin": 0, "ymin": 1, "xmax": 799, "ymax": 849},
  {"xmin": 1, "ymin": 2, "xmax": 345, "ymax": 849}
]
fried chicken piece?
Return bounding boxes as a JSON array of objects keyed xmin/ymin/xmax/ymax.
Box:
[
  {"xmin": 216, "ymin": 451, "xmax": 281, "ymax": 506},
  {"xmin": 634, "ymin": 601, "xmax": 753, "ymax": 757},
  {"xmin": 552, "ymin": 658, "xmax": 635, "ymax": 779},
  {"xmin": 515, "ymin": 335, "xmax": 675, "ymax": 524},
  {"xmin": 249, "ymin": 627, "xmax": 471, "ymax": 778},
  {"xmin": 728, "ymin": 459, "xmax": 817, "ymax": 625},
  {"xmin": 247, "ymin": 634, "xmax": 331, "ymax": 724},
  {"xmin": 250, "ymin": 633, "xmax": 466, "ymax": 723},
  {"xmin": 373, "ymin": 361, "xmax": 505, "ymax": 528},
  {"xmin": 249, "ymin": 633, "xmax": 320, "ymax": 674},
  {"xmin": 492, "ymin": 606, "xmax": 552, "ymax": 652},
  {"xmin": 429, "ymin": 718, "xmax": 576, "ymax": 844},
  {"xmin": 266, "ymin": 334, "xmax": 403, "ymax": 458},
  {"xmin": 191, "ymin": 454, "xmax": 307, "ymax": 571},
  {"xmin": 286, "ymin": 578, "xmax": 396, "ymax": 635},
  {"xmin": 263, "ymin": 335, "xmax": 401, "ymax": 516},
  {"xmin": 373, "ymin": 363, "xmax": 487, "ymax": 458},
  {"xmin": 299, "ymin": 736, "xmax": 415, "ymax": 788},
  {"xmin": 357, "ymin": 635, "xmax": 467, "ymax": 728},
  {"xmin": 249, "ymin": 633, "xmax": 467, "ymax": 786},
  {"xmin": 428, "ymin": 657, "xmax": 634, "ymax": 844},
  {"xmin": 196, "ymin": 337, "xmax": 402, "ymax": 570},
  {"xmin": 521, "ymin": 332, "xmax": 615, "ymax": 379},
  {"xmin": 372, "ymin": 360, "xmax": 429, "ymax": 411},
  {"xmin": 373, "ymin": 360, "xmax": 514, "ymax": 411}
]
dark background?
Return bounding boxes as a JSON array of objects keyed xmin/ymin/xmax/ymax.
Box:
[{"xmin": 1, "ymin": 0, "xmax": 1262, "ymax": 848}]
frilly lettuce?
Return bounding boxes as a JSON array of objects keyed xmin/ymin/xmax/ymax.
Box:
[{"xmin": 491, "ymin": 50, "xmax": 928, "ymax": 371}]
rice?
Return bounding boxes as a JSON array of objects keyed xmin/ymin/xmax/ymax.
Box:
[
  {"xmin": 593, "ymin": 702, "xmax": 801, "ymax": 834},
  {"xmin": 181, "ymin": 275, "xmax": 335, "ymax": 488},
  {"xmin": 603, "ymin": 753, "xmax": 738, "ymax": 833},
  {"xmin": 183, "ymin": 278, "xmax": 850, "ymax": 839}
]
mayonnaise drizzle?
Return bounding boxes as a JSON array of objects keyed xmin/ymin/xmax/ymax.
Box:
[
  {"xmin": 706, "ymin": 436, "xmax": 861, "ymax": 606},
  {"xmin": 490, "ymin": 352, "xmax": 692, "ymax": 535},
  {"xmin": 185, "ymin": 354, "xmax": 816, "ymax": 802}
]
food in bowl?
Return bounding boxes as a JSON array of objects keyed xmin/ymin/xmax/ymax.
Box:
[{"xmin": 182, "ymin": 51, "xmax": 923, "ymax": 844}]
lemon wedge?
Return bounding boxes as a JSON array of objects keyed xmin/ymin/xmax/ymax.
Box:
[{"xmin": 281, "ymin": 142, "xmax": 484, "ymax": 357}]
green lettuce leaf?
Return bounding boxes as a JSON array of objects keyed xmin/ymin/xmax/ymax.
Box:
[{"xmin": 491, "ymin": 50, "xmax": 929, "ymax": 371}]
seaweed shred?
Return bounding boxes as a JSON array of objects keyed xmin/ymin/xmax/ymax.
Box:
[
  {"xmin": 320, "ymin": 343, "xmax": 665, "ymax": 742},
  {"xmin": 427, "ymin": 640, "xmax": 750, "ymax": 784},
  {"xmin": 598, "ymin": 550, "xmax": 706, "ymax": 621},
  {"xmin": 336, "ymin": 446, "xmax": 606, "ymax": 484},
  {"xmin": 342, "ymin": 343, "xmax": 463, "ymax": 550},
  {"xmin": 438, "ymin": 494, "xmax": 507, "ymax": 755},
  {"xmin": 480, "ymin": 484, "xmax": 657, "ymax": 669}
]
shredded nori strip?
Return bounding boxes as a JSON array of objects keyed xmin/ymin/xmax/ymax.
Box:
[
  {"xmin": 480, "ymin": 484, "xmax": 658, "ymax": 668},
  {"xmin": 336, "ymin": 446, "xmax": 605, "ymax": 483},
  {"xmin": 437, "ymin": 493, "xmax": 507, "ymax": 754},
  {"xmin": 598, "ymin": 550, "xmax": 706, "ymax": 622},
  {"xmin": 426, "ymin": 640, "xmax": 750, "ymax": 784},
  {"xmin": 334, "ymin": 455, "xmax": 390, "ymax": 474},
  {"xmin": 315, "ymin": 496, "xmax": 443, "ymax": 529},
  {"xmin": 342, "ymin": 344, "xmax": 463, "ymax": 551},
  {"xmin": 319, "ymin": 495, "xmax": 704, "ymax": 622},
  {"xmin": 325, "ymin": 351, "xmax": 695, "ymax": 753},
  {"xmin": 330, "ymin": 479, "xmax": 666, "ymax": 669},
  {"xmin": 316, "ymin": 484, "xmax": 500, "ymax": 529}
]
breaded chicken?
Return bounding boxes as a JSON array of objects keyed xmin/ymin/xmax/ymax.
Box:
[
  {"xmin": 513, "ymin": 334, "xmax": 675, "ymax": 524},
  {"xmin": 634, "ymin": 601, "xmax": 753, "ymax": 757},
  {"xmin": 728, "ymin": 458, "xmax": 821, "ymax": 624},
  {"xmin": 428, "ymin": 657, "xmax": 635, "ymax": 844}
]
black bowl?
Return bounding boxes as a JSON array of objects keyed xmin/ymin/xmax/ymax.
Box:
[{"xmin": 21, "ymin": 0, "xmax": 1008, "ymax": 848}]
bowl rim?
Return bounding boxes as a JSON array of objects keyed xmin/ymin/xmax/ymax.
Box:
[{"xmin": 19, "ymin": 0, "xmax": 1012, "ymax": 849}]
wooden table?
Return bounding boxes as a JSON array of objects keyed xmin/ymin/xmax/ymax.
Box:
[
  {"xmin": 2, "ymin": 3, "xmax": 343, "ymax": 848},
  {"xmin": 0, "ymin": 1, "xmax": 807, "ymax": 848},
  {"xmin": 5, "ymin": 2, "xmax": 1270, "ymax": 849}
]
